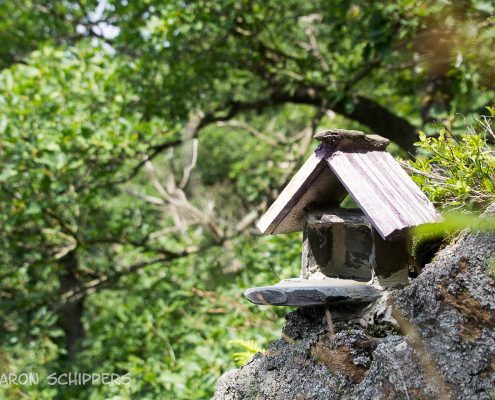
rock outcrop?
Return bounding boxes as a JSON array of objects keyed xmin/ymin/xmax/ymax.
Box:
[{"xmin": 214, "ymin": 211, "xmax": 495, "ymax": 400}]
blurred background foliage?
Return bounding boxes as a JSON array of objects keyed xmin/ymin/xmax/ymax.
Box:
[{"xmin": 0, "ymin": 0, "xmax": 494, "ymax": 398}]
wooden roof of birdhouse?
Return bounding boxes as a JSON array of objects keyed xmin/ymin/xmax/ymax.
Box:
[{"xmin": 257, "ymin": 129, "xmax": 442, "ymax": 240}]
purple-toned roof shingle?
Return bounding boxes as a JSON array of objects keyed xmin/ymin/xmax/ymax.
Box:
[{"xmin": 256, "ymin": 129, "xmax": 442, "ymax": 239}]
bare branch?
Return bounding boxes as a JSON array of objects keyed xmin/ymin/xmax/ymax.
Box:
[
  {"xmin": 144, "ymin": 158, "xmax": 224, "ymax": 240},
  {"xmin": 57, "ymin": 200, "xmax": 265, "ymax": 306},
  {"xmin": 179, "ymin": 138, "xmax": 199, "ymax": 189},
  {"xmin": 126, "ymin": 189, "xmax": 164, "ymax": 206},
  {"xmin": 216, "ymin": 120, "xmax": 279, "ymax": 146},
  {"xmin": 148, "ymin": 226, "xmax": 184, "ymax": 240},
  {"xmin": 234, "ymin": 206, "xmax": 265, "ymax": 233},
  {"xmin": 299, "ymin": 14, "xmax": 330, "ymax": 73}
]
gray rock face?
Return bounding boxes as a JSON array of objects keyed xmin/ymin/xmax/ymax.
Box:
[{"xmin": 214, "ymin": 222, "xmax": 495, "ymax": 399}]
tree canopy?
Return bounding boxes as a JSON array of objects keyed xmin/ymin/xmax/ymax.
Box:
[{"xmin": 0, "ymin": 1, "xmax": 494, "ymax": 398}]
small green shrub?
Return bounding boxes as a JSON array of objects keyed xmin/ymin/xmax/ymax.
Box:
[{"xmin": 408, "ymin": 111, "xmax": 495, "ymax": 212}]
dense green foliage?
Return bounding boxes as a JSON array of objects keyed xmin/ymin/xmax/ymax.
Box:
[
  {"xmin": 410, "ymin": 111, "xmax": 495, "ymax": 212},
  {"xmin": 0, "ymin": 1, "xmax": 494, "ymax": 399}
]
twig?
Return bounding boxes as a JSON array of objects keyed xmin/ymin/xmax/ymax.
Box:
[
  {"xmin": 299, "ymin": 14, "xmax": 330, "ymax": 73},
  {"xmin": 391, "ymin": 305, "xmax": 452, "ymax": 400},
  {"xmin": 216, "ymin": 120, "xmax": 279, "ymax": 146},
  {"xmin": 179, "ymin": 138, "xmax": 199, "ymax": 189},
  {"xmin": 382, "ymin": 351, "xmax": 410, "ymax": 400},
  {"xmin": 325, "ymin": 307, "xmax": 335, "ymax": 338}
]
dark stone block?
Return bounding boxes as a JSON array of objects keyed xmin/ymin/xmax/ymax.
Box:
[
  {"xmin": 302, "ymin": 209, "xmax": 372, "ymax": 281},
  {"xmin": 371, "ymin": 228, "xmax": 409, "ymax": 287}
]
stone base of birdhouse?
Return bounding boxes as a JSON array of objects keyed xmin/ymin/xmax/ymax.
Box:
[
  {"xmin": 302, "ymin": 208, "xmax": 373, "ymax": 282},
  {"xmin": 244, "ymin": 278, "xmax": 381, "ymax": 307},
  {"xmin": 302, "ymin": 208, "xmax": 410, "ymax": 288}
]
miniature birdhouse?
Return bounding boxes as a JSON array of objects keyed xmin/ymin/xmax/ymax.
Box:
[{"xmin": 244, "ymin": 129, "xmax": 442, "ymax": 307}]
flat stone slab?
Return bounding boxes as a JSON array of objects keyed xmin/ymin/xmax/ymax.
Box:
[
  {"xmin": 244, "ymin": 278, "xmax": 382, "ymax": 307},
  {"xmin": 305, "ymin": 207, "xmax": 369, "ymax": 227},
  {"xmin": 314, "ymin": 129, "xmax": 390, "ymax": 151}
]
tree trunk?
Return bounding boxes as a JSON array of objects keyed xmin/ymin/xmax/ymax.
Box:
[
  {"xmin": 282, "ymin": 87, "xmax": 419, "ymax": 153},
  {"xmin": 195, "ymin": 88, "xmax": 420, "ymax": 156},
  {"xmin": 333, "ymin": 96, "xmax": 419, "ymax": 153},
  {"xmin": 58, "ymin": 251, "xmax": 84, "ymax": 358}
]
